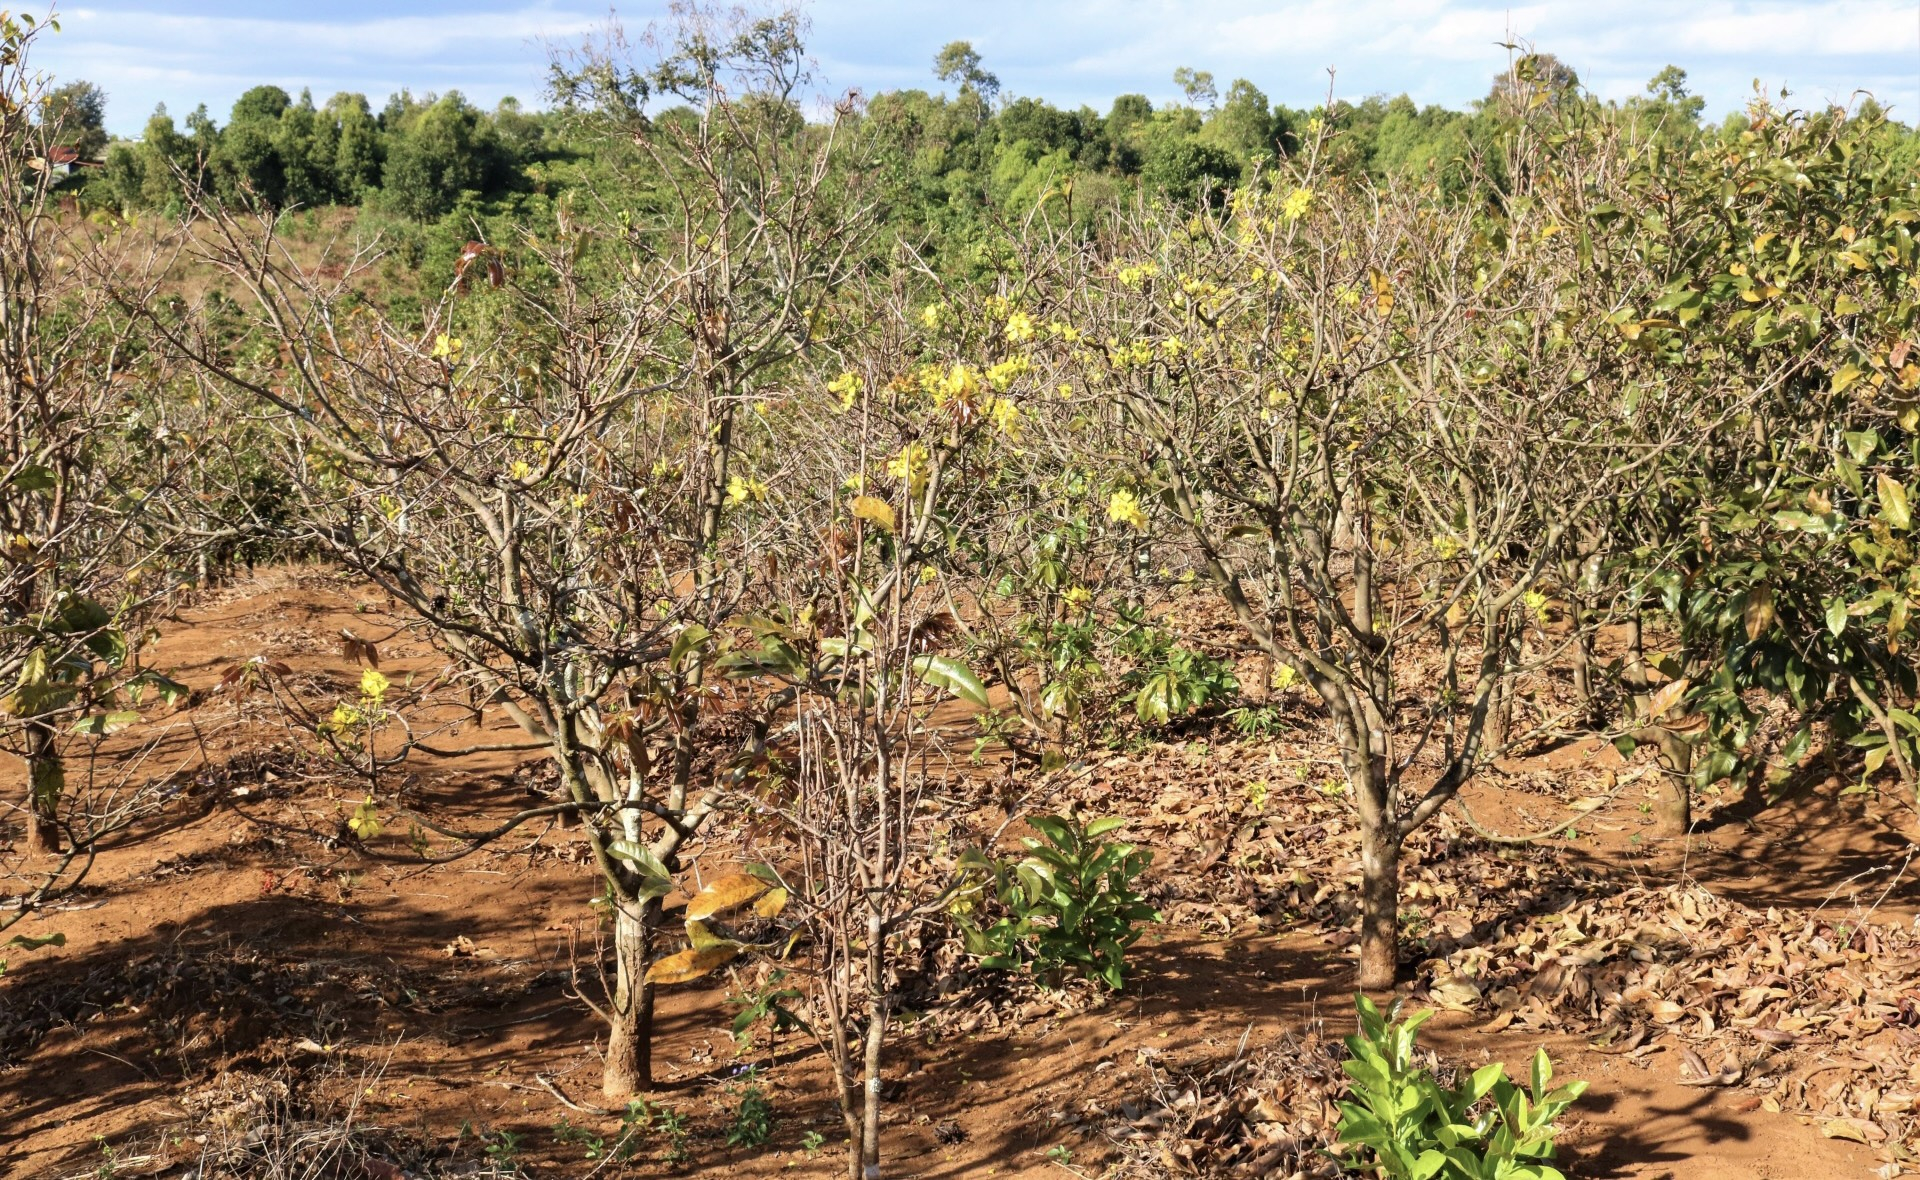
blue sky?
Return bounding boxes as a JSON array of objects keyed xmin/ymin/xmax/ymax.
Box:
[{"xmin": 39, "ymin": 0, "xmax": 1920, "ymax": 136}]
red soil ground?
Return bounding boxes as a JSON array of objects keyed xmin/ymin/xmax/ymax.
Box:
[{"xmin": 2, "ymin": 570, "xmax": 1914, "ymax": 1179}]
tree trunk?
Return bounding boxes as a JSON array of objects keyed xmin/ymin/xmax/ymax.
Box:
[
  {"xmin": 1652, "ymin": 731, "xmax": 1693, "ymax": 838},
  {"xmin": 1485, "ymin": 676, "xmax": 1510, "ymax": 752},
  {"xmin": 24, "ymin": 720, "xmax": 60, "ymax": 856},
  {"xmin": 1357, "ymin": 815, "xmax": 1400, "ymax": 989},
  {"xmin": 1624, "ymin": 614, "xmax": 1691, "ymax": 837},
  {"xmin": 858, "ymin": 916, "xmax": 887, "ymax": 1180},
  {"xmin": 603, "ymin": 899, "xmax": 657, "ymax": 1100},
  {"xmin": 1570, "ymin": 626, "xmax": 1594, "ymax": 721}
]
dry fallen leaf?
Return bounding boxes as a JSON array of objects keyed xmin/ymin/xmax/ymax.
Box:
[{"xmin": 1821, "ymin": 1117, "xmax": 1887, "ymax": 1144}]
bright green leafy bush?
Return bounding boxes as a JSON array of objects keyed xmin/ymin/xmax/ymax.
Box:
[
  {"xmin": 957, "ymin": 814, "xmax": 1160, "ymax": 989},
  {"xmin": 1336, "ymin": 995, "xmax": 1587, "ymax": 1180}
]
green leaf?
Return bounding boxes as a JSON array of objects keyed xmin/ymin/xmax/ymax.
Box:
[
  {"xmin": 1827, "ymin": 597, "xmax": 1849, "ymax": 638},
  {"xmin": 9, "ymin": 465, "xmax": 55, "ymax": 493},
  {"xmin": 1025, "ymin": 814, "xmax": 1073, "ymax": 848},
  {"xmin": 6, "ymin": 931, "xmax": 65, "ymax": 951},
  {"xmin": 1878, "ymin": 473, "xmax": 1911, "ymax": 530},
  {"xmin": 70, "ymin": 710, "xmax": 141, "ymax": 736},
  {"xmin": 126, "ymin": 670, "xmax": 191, "ymax": 707},
  {"xmin": 718, "ymin": 636, "xmax": 805, "ymax": 679},
  {"xmin": 607, "ymin": 840, "xmax": 673, "ymax": 882},
  {"xmin": 912, "ymin": 654, "xmax": 991, "ymax": 708},
  {"xmin": 668, "ymin": 624, "xmax": 710, "ymax": 671}
]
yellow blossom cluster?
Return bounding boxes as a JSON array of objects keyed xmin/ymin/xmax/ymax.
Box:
[
  {"xmin": 1107, "ymin": 489, "xmax": 1148, "ymax": 529},
  {"xmin": 827, "ymin": 371, "xmax": 864, "ymax": 409},
  {"xmin": 726, "ymin": 474, "xmax": 769, "ymax": 505},
  {"xmin": 887, "ymin": 441, "xmax": 931, "ymax": 498}
]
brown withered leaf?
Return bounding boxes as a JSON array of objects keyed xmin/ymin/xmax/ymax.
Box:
[
  {"xmin": 685, "ymin": 872, "xmax": 772, "ymax": 921},
  {"xmin": 646, "ymin": 944, "xmax": 741, "ymax": 985}
]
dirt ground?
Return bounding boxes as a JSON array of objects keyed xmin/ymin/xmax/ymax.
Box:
[{"xmin": 2, "ymin": 570, "xmax": 1915, "ymax": 1179}]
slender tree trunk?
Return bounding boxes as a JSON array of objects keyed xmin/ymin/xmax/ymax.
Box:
[
  {"xmin": 1563, "ymin": 552, "xmax": 1599, "ymax": 724},
  {"xmin": 603, "ymin": 898, "xmax": 658, "ymax": 1100},
  {"xmin": 24, "ymin": 720, "xmax": 60, "ymax": 856},
  {"xmin": 857, "ymin": 913, "xmax": 887, "ymax": 1180},
  {"xmin": 1570, "ymin": 623, "xmax": 1594, "ymax": 720}
]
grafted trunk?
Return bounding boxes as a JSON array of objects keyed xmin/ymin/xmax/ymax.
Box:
[
  {"xmin": 1357, "ymin": 817, "xmax": 1400, "ymax": 989},
  {"xmin": 1343, "ymin": 731, "xmax": 1401, "ymax": 990},
  {"xmin": 24, "ymin": 721, "xmax": 60, "ymax": 856},
  {"xmin": 1651, "ymin": 731, "xmax": 1693, "ymax": 838},
  {"xmin": 603, "ymin": 899, "xmax": 658, "ymax": 1100},
  {"xmin": 1624, "ymin": 614, "xmax": 1691, "ymax": 838}
]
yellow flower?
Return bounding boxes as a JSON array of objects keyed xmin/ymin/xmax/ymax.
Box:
[
  {"xmin": 987, "ymin": 396, "xmax": 1022, "ymax": 440},
  {"xmin": 1063, "ymin": 585, "xmax": 1093, "ymax": 610},
  {"xmin": 510, "ymin": 459, "xmax": 533, "ymax": 482},
  {"xmin": 430, "ymin": 334, "xmax": 463, "ymax": 359},
  {"xmin": 986, "ymin": 355, "xmax": 1031, "ymax": 391},
  {"xmin": 359, "ymin": 668, "xmax": 390, "ymax": 703},
  {"xmin": 726, "ymin": 475, "xmax": 768, "ymax": 505},
  {"xmin": 1282, "ymin": 187, "xmax": 1313, "ymax": 222},
  {"xmin": 1004, "ymin": 311, "xmax": 1036, "ymax": 343},
  {"xmin": 1107, "ymin": 490, "xmax": 1148, "ymax": 529},
  {"xmin": 887, "ymin": 442, "xmax": 931, "ymax": 498},
  {"xmin": 935, "ymin": 363, "xmax": 981, "ymax": 406},
  {"xmin": 919, "ymin": 303, "xmax": 947, "ymax": 329},
  {"xmin": 348, "ymin": 796, "xmax": 382, "ymax": 839},
  {"xmin": 827, "ymin": 371, "xmax": 864, "ymax": 409},
  {"xmin": 1524, "ymin": 589, "xmax": 1551, "ymax": 623}
]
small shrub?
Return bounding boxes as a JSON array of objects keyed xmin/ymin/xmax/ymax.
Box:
[
  {"xmin": 1118, "ymin": 625, "xmax": 1237, "ymax": 725},
  {"xmin": 623, "ymin": 1098, "xmax": 691, "ymax": 1167},
  {"xmin": 726, "ymin": 969, "xmax": 807, "ymax": 1051},
  {"xmin": 1227, "ymin": 703, "xmax": 1285, "ymax": 737},
  {"xmin": 725, "ymin": 1078, "xmax": 776, "ymax": 1149},
  {"xmin": 957, "ymin": 813, "xmax": 1160, "ymax": 989},
  {"xmin": 479, "ymin": 1129, "xmax": 522, "ymax": 1168},
  {"xmin": 551, "ymin": 1115, "xmax": 605, "ymax": 1160},
  {"xmin": 1335, "ymin": 994, "xmax": 1587, "ymax": 1180}
]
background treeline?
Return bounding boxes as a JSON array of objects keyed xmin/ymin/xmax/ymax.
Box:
[{"xmin": 56, "ymin": 46, "xmax": 1920, "ymax": 262}]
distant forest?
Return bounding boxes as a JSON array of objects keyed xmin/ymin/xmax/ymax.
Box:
[{"xmin": 48, "ymin": 44, "xmax": 1920, "ymax": 258}]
